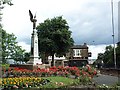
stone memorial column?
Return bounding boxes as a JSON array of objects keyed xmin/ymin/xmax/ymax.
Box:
[{"xmin": 27, "ymin": 10, "xmax": 42, "ymax": 65}]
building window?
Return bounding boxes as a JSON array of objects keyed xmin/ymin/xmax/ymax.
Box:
[
  {"xmin": 76, "ymin": 50, "xmax": 80, "ymax": 56},
  {"xmin": 73, "ymin": 50, "xmax": 75, "ymax": 56},
  {"xmin": 73, "ymin": 49, "xmax": 81, "ymax": 57}
]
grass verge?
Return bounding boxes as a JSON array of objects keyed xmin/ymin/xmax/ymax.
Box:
[{"xmin": 40, "ymin": 76, "xmax": 79, "ymax": 88}]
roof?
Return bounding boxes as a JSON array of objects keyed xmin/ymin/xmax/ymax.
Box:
[
  {"xmin": 71, "ymin": 45, "xmax": 88, "ymax": 49},
  {"xmin": 117, "ymin": 41, "xmax": 120, "ymax": 45}
]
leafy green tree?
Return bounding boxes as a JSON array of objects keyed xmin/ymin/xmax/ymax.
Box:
[
  {"xmin": 1, "ymin": 29, "xmax": 26, "ymax": 63},
  {"xmin": 12, "ymin": 46, "xmax": 26, "ymax": 63},
  {"xmin": 23, "ymin": 52, "xmax": 30, "ymax": 63},
  {"xmin": 103, "ymin": 45, "xmax": 114, "ymax": 66},
  {"xmin": 97, "ymin": 53, "xmax": 104, "ymax": 60},
  {"xmin": 116, "ymin": 42, "xmax": 120, "ymax": 67},
  {"xmin": 0, "ymin": 0, "xmax": 13, "ymax": 63},
  {"xmin": 0, "ymin": 0, "xmax": 25, "ymax": 64},
  {"xmin": 97, "ymin": 44, "xmax": 120, "ymax": 68},
  {"xmin": 0, "ymin": 0, "xmax": 13, "ymax": 6},
  {"xmin": 37, "ymin": 16, "xmax": 74, "ymax": 66}
]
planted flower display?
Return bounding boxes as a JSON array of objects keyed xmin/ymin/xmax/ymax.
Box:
[
  {"xmin": 1, "ymin": 77, "xmax": 50, "ymax": 89},
  {"xmin": 2, "ymin": 65, "xmax": 97, "ymax": 78},
  {"xmin": 1, "ymin": 65, "xmax": 97, "ymax": 89}
]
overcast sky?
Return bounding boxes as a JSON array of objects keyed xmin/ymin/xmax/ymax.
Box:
[{"xmin": 2, "ymin": 0, "xmax": 119, "ymax": 59}]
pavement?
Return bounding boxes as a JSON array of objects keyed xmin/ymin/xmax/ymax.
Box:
[{"xmin": 93, "ymin": 74, "xmax": 119, "ymax": 86}]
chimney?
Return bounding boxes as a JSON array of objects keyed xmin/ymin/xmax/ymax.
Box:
[{"xmin": 84, "ymin": 43, "xmax": 87, "ymax": 46}]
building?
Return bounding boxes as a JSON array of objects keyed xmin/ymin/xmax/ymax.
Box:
[
  {"xmin": 48, "ymin": 43, "xmax": 91, "ymax": 67},
  {"xmin": 68, "ymin": 43, "xmax": 91, "ymax": 67}
]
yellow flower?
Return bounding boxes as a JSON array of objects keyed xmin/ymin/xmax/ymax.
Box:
[
  {"xmin": 13, "ymin": 82, "xmax": 16, "ymax": 85},
  {"xmin": 10, "ymin": 82, "xmax": 13, "ymax": 84},
  {"xmin": 4, "ymin": 82, "xmax": 7, "ymax": 84}
]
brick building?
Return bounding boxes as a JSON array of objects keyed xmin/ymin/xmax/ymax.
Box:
[
  {"xmin": 67, "ymin": 43, "xmax": 91, "ymax": 67},
  {"xmin": 48, "ymin": 43, "xmax": 91, "ymax": 67}
]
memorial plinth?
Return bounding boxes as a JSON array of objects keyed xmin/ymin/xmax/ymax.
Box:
[
  {"xmin": 27, "ymin": 29, "xmax": 42, "ymax": 65},
  {"xmin": 10, "ymin": 10, "xmax": 42, "ymax": 70},
  {"xmin": 27, "ymin": 10, "xmax": 42, "ymax": 65}
]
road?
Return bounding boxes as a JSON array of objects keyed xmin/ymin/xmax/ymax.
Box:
[{"xmin": 93, "ymin": 74, "xmax": 119, "ymax": 86}]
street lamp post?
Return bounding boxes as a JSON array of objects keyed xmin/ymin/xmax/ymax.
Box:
[{"xmin": 111, "ymin": 0, "xmax": 117, "ymax": 69}]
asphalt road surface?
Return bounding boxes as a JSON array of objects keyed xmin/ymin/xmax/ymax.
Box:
[{"xmin": 93, "ymin": 74, "xmax": 119, "ymax": 85}]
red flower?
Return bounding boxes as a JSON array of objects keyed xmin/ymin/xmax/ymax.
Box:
[{"xmin": 93, "ymin": 70, "xmax": 97, "ymax": 75}]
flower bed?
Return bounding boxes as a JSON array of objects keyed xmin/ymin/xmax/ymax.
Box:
[
  {"xmin": 1, "ymin": 65, "xmax": 97, "ymax": 89},
  {"xmin": 1, "ymin": 77, "xmax": 50, "ymax": 89},
  {"xmin": 2, "ymin": 65, "xmax": 97, "ymax": 78}
]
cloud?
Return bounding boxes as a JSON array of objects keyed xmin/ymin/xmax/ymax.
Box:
[
  {"xmin": 2, "ymin": 0, "xmax": 119, "ymax": 59},
  {"xmin": 67, "ymin": 1, "xmax": 118, "ymax": 45},
  {"xmin": 18, "ymin": 42, "xmax": 30, "ymax": 52},
  {"xmin": 2, "ymin": 0, "xmax": 118, "ymax": 45}
]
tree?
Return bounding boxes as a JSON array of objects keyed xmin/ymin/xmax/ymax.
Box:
[
  {"xmin": 37, "ymin": 16, "xmax": 74, "ymax": 66},
  {"xmin": 1, "ymin": 29, "xmax": 26, "ymax": 63},
  {"xmin": 0, "ymin": 0, "xmax": 26, "ymax": 64},
  {"xmin": 12, "ymin": 46, "xmax": 26, "ymax": 63},
  {"xmin": 23, "ymin": 52, "xmax": 30, "ymax": 63},
  {"xmin": 116, "ymin": 42, "xmax": 120, "ymax": 67},
  {"xmin": 0, "ymin": 0, "xmax": 13, "ymax": 62},
  {"xmin": 97, "ymin": 44, "xmax": 120, "ymax": 68},
  {"xmin": 97, "ymin": 53, "xmax": 104, "ymax": 60},
  {"xmin": 0, "ymin": 0, "xmax": 13, "ymax": 6},
  {"xmin": 103, "ymin": 45, "xmax": 114, "ymax": 67}
]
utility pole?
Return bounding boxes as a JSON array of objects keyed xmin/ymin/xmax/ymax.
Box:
[{"xmin": 111, "ymin": 0, "xmax": 117, "ymax": 69}]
